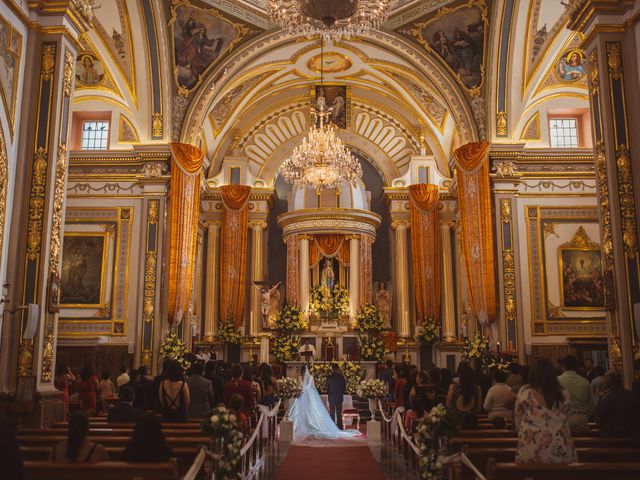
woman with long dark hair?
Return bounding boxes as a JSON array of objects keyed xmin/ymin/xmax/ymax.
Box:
[
  {"xmin": 51, "ymin": 412, "xmax": 108, "ymax": 463},
  {"xmin": 123, "ymin": 414, "xmax": 173, "ymax": 462},
  {"xmin": 514, "ymin": 357, "xmax": 577, "ymax": 463},
  {"xmin": 259, "ymin": 364, "xmax": 278, "ymax": 408},
  {"xmin": 76, "ymin": 365, "xmax": 99, "ymax": 415},
  {"xmin": 446, "ymin": 362, "xmax": 482, "ymax": 428},
  {"xmin": 159, "ymin": 360, "xmax": 190, "ymax": 422}
]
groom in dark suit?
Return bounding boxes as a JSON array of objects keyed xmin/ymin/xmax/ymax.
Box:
[{"xmin": 326, "ymin": 363, "xmax": 346, "ymax": 429}]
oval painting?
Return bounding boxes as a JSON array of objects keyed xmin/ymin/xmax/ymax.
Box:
[{"xmin": 556, "ymin": 49, "xmax": 586, "ymax": 82}]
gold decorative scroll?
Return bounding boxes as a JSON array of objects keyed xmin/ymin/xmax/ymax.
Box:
[
  {"xmin": 359, "ymin": 234, "xmax": 373, "ymax": 306},
  {"xmin": 286, "ymin": 235, "xmax": 299, "ymax": 305},
  {"xmin": 409, "ymin": 184, "xmax": 441, "ymax": 323},
  {"xmin": 167, "ymin": 142, "xmax": 204, "ymax": 326},
  {"xmin": 219, "ymin": 185, "xmax": 251, "ymax": 327},
  {"xmin": 309, "ymin": 234, "xmax": 350, "ymax": 266},
  {"xmin": 454, "ymin": 141, "xmax": 497, "ymax": 325}
]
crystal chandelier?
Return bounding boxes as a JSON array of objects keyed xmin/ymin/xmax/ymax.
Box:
[{"xmin": 268, "ymin": 0, "xmax": 392, "ymax": 40}]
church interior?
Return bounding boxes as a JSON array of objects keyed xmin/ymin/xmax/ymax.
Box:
[{"xmin": 1, "ymin": 0, "xmax": 640, "ymax": 478}]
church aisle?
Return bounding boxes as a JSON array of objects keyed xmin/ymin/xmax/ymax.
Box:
[{"xmin": 276, "ymin": 446, "xmax": 385, "ymax": 480}]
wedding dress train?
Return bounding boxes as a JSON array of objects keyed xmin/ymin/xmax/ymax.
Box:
[{"xmin": 287, "ymin": 368, "xmax": 362, "ymax": 444}]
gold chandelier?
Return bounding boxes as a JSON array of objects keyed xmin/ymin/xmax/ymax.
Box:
[
  {"xmin": 268, "ymin": 0, "xmax": 392, "ymax": 40},
  {"xmin": 279, "ymin": 39, "xmax": 362, "ymax": 191}
]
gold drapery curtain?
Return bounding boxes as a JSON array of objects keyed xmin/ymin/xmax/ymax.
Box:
[
  {"xmin": 409, "ymin": 184, "xmax": 441, "ymax": 323},
  {"xmin": 167, "ymin": 142, "xmax": 205, "ymax": 326},
  {"xmin": 309, "ymin": 234, "xmax": 350, "ymax": 266},
  {"xmin": 360, "ymin": 234, "xmax": 372, "ymax": 306},
  {"xmin": 219, "ymin": 185, "xmax": 251, "ymax": 327},
  {"xmin": 286, "ymin": 235, "xmax": 299, "ymax": 305},
  {"xmin": 454, "ymin": 141, "xmax": 497, "ymax": 324}
]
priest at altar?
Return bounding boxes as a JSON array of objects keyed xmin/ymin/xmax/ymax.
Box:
[{"xmin": 299, "ymin": 339, "xmax": 317, "ymax": 363}]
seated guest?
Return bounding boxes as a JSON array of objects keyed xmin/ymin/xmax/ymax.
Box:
[
  {"xmin": 596, "ymin": 371, "xmax": 633, "ymax": 437},
  {"xmin": 99, "ymin": 371, "xmax": 116, "ymax": 400},
  {"xmin": 229, "ymin": 393, "xmax": 250, "ymax": 436},
  {"xmin": 404, "ymin": 397, "xmax": 426, "ymax": 434},
  {"xmin": 107, "ymin": 386, "xmax": 144, "ymax": 423},
  {"xmin": 410, "ymin": 371, "xmax": 438, "ymax": 410},
  {"xmin": 223, "ymin": 364, "xmax": 255, "ymax": 415},
  {"xmin": 590, "ymin": 366, "xmax": 606, "ymax": 398},
  {"xmin": 0, "ymin": 416, "xmax": 25, "ymax": 479},
  {"xmin": 258, "ymin": 365, "xmax": 278, "ymax": 408},
  {"xmin": 514, "ymin": 357, "xmax": 577, "ymax": 464},
  {"xmin": 471, "ymin": 357, "xmax": 492, "ymax": 400},
  {"xmin": 137, "ymin": 365, "xmax": 154, "ymax": 410},
  {"xmin": 76, "ymin": 365, "xmax": 99, "ymax": 415},
  {"xmin": 159, "ymin": 360, "xmax": 190, "ymax": 422},
  {"xmin": 483, "ymin": 369, "xmax": 516, "ymax": 428},
  {"xmin": 507, "ymin": 363, "xmax": 523, "ymax": 393},
  {"xmin": 438, "ymin": 368, "xmax": 453, "ymax": 397},
  {"xmin": 392, "ymin": 366, "xmax": 406, "ymax": 408},
  {"xmin": 122, "ymin": 414, "xmax": 173, "ymax": 462},
  {"xmin": 403, "ymin": 368, "xmax": 418, "ymax": 411},
  {"xmin": 124, "ymin": 369, "xmax": 148, "ymax": 411},
  {"xmin": 557, "ymin": 355, "xmax": 596, "ymax": 432},
  {"xmin": 447, "ymin": 363, "xmax": 482, "ymax": 429},
  {"xmin": 204, "ymin": 360, "xmax": 225, "ymax": 407},
  {"xmin": 51, "ymin": 412, "xmax": 109, "ymax": 463},
  {"xmin": 186, "ymin": 361, "xmax": 214, "ymax": 418},
  {"xmin": 244, "ymin": 367, "xmax": 262, "ymax": 405},
  {"xmin": 116, "ymin": 365, "xmax": 130, "ymax": 391}
]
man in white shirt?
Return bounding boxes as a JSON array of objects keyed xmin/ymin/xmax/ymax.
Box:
[
  {"xmin": 298, "ymin": 339, "xmax": 316, "ymax": 364},
  {"xmin": 116, "ymin": 365, "xmax": 130, "ymax": 392}
]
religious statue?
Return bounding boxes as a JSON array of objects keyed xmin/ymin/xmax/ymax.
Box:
[
  {"xmin": 253, "ymin": 281, "xmax": 281, "ymax": 328},
  {"xmin": 375, "ymin": 282, "xmax": 392, "ymax": 329},
  {"xmin": 320, "ymin": 258, "xmax": 335, "ymax": 292}
]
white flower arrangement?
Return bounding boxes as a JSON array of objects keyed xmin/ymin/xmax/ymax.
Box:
[
  {"xmin": 415, "ymin": 404, "xmax": 461, "ymax": 480},
  {"xmin": 414, "ymin": 316, "xmax": 440, "ymax": 345},
  {"xmin": 201, "ymin": 405, "xmax": 244, "ymax": 479},
  {"xmin": 277, "ymin": 377, "xmax": 303, "ymax": 399},
  {"xmin": 356, "ymin": 378, "xmax": 388, "ymax": 399}
]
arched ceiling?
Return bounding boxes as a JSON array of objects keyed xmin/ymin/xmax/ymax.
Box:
[{"xmin": 69, "ymin": 0, "xmax": 590, "ymax": 183}]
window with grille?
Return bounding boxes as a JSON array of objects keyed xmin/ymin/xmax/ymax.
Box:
[
  {"xmin": 549, "ymin": 118, "xmax": 579, "ymax": 148},
  {"xmin": 81, "ymin": 120, "xmax": 110, "ymax": 150}
]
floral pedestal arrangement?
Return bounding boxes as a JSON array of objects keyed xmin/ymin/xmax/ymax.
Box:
[
  {"xmin": 201, "ymin": 406, "xmax": 245, "ymax": 479},
  {"xmin": 277, "ymin": 377, "xmax": 302, "ymax": 420},
  {"xmin": 357, "ymin": 378, "xmax": 388, "ymax": 437}
]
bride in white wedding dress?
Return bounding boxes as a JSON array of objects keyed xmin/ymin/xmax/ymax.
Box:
[{"xmin": 287, "ymin": 367, "xmax": 362, "ymax": 444}]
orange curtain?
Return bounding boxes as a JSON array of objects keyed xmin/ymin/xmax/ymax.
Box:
[
  {"xmin": 409, "ymin": 184, "xmax": 441, "ymax": 323},
  {"xmin": 167, "ymin": 142, "xmax": 205, "ymax": 326},
  {"xmin": 219, "ymin": 185, "xmax": 251, "ymax": 327},
  {"xmin": 309, "ymin": 234, "xmax": 350, "ymax": 266},
  {"xmin": 286, "ymin": 235, "xmax": 299, "ymax": 305},
  {"xmin": 360, "ymin": 234, "xmax": 373, "ymax": 306},
  {"xmin": 454, "ymin": 141, "xmax": 497, "ymax": 325}
]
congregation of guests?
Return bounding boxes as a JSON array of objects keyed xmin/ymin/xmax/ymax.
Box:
[{"xmin": 380, "ymin": 354, "xmax": 640, "ymax": 465}]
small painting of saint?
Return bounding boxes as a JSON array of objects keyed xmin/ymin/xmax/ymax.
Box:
[
  {"xmin": 313, "ymin": 85, "xmax": 348, "ymax": 129},
  {"xmin": 556, "ymin": 50, "xmax": 586, "ymax": 82},
  {"xmin": 75, "ymin": 53, "xmax": 104, "ymax": 86}
]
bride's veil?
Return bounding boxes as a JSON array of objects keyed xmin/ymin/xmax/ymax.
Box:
[{"xmin": 287, "ymin": 366, "xmax": 360, "ymax": 443}]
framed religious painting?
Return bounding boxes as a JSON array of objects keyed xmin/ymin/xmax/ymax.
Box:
[
  {"xmin": 558, "ymin": 227, "xmax": 604, "ymax": 310},
  {"xmin": 60, "ymin": 232, "xmax": 109, "ymax": 308},
  {"xmin": 312, "ymin": 84, "xmax": 350, "ymax": 129}
]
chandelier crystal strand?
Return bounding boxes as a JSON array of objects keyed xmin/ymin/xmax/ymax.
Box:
[{"xmin": 268, "ymin": 0, "xmax": 392, "ymax": 40}]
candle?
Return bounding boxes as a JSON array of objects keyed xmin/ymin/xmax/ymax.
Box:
[
  {"xmin": 509, "ymin": 340, "xmax": 514, "ymax": 352},
  {"xmin": 496, "ymin": 341, "xmax": 501, "ymax": 354},
  {"xmin": 462, "ymin": 324, "xmax": 468, "ymax": 339}
]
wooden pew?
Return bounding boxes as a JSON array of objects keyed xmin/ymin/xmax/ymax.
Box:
[
  {"xmin": 52, "ymin": 421, "xmax": 203, "ymax": 430},
  {"xmin": 20, "ymin": 428, "xmax": 205, "ymax": 438},
  {"xmin": 456, "ymin": 428, "xmax": 601, "ymax": 437},
  {"xmin": 18, "ymin": 435, "xmax": 208, "ymax": 450},
  {"xmin": 485, "ymin": 459, "xmax": 640, "ymax": 480},
  {"xmin": 450, "ymin": 436, "xmax": 632, "ymax": 450},
  {"xmin": 24, "ymin": 459, "xmax": 178, "ymax": 480}
]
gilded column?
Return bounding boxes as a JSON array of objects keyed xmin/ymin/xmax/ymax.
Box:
[
  {"xmin": 204, "ymin": 223, "xmax": 220, "ymax": 339},
  {"xmin": 250, "ymin": 222, "xmax": 266, "ymax": 335},
  {"xmin": 349, "ymin": 235, "xmax": 360, "ymax": 324},
  {"xmin": 17, "ymin": 36, "xmax": 78, "ymax": 394},
  {"xmin": 140, "ymin": 199, "xmax": 160, "ymax": 370},
  {"xmin": 299, "ymin": 236, "xmax": 310, "ymax": 315},
  {"xmin": 394, "ymin": 221, "xmax": 410, "ymax": 337},
  {"xmin": 440, "ymin": 223, "xmax": 456, "ymax": 342},
  {"xmin": 286, "ymin": 235, "xmax": 299, "ymax": 306}
]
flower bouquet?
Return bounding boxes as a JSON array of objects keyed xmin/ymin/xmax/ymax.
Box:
[
  {"xmin": 201, "ymin": 405, "xmax": 244, "ymax": 480},
  {"xmin": 217, "ymin": 319, "xmax": 242, "ymax": 345},
  {"xmin": 414, "ymin": 316, "xmax": 440, "ymax": 345},
  {"xmin": 415, "ymin": 404, "xmax": 461, "ymax": 479},
  {"xmin": 272, "ymin": 335, "xmax": 300, "ymax": 362},
  {"xmin": 356, "ymin": 379, "xmax": 388, "ymax": 399},
  {"xmin": 159, "ymin": 332, "xmax": 190, "ymax": 370},
  {"xmin": 357, "ymin": 334, "xmax": 385, "ymax": 362},
  {"xmin": 277, "ymin": 377, "xmax": 303, "ymax": 399},
  {"xmin": 355, "ymin": 304, "xmax": 383, "ymax": 333},
  {"xmin": 274, "ymin": 304, "xmax": 306, "ymax": 333}
]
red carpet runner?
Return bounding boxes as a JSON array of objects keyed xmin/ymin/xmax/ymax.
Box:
[{"xmin": 277, "ymin": 446, "xmax": 385, "ymax": 480}]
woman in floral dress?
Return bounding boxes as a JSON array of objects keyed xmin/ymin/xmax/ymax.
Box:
[{"xmin": 514, "ymin": 357, "xmax": 578, "ymax": 464}]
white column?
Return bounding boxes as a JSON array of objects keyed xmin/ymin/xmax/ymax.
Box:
[
  {"xmin": 395, "ymin": 222, "xmax": 410, "ymax": 337},
  {"xmin": 349, "ymin": 235, "xmax": 360, "ymax": 323},
  {"xmin": 299, "ymin": 236, "xmax": 310, "ymax": 315},
  {"xmin": 440, "ymin": 223, "xmax": 456, "ymax": 342},
  {"xmin": 204, "ymin": 223, "xmax": 220, "ymax": 338},
  {"xmin": 250, "ymin": 223, "xmax": 265, "ymax": 335}
]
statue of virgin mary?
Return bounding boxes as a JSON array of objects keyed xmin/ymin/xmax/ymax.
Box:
[{"xmin": 320, "ymin": 258, "xmax": 335, "ymax": 292}]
